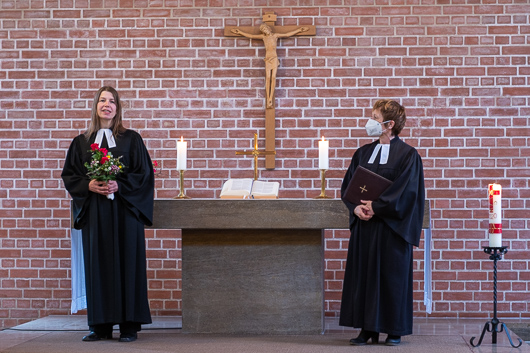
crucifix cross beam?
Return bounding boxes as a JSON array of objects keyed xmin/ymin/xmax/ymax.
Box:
[
  {"xmin": 235, "ymin": 133, "xmax": 276, "ymax": 181},
  {"xmin": 225, "ymin": 12, "xmax": 316, "ymax": 169}
]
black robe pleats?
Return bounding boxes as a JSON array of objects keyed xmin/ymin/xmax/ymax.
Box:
[
  {"xmin": 62, "ymin": 129, "xmax": 154, "ymax": 328},
  {"xmin": 339, "ymin": 136, "xmax": 425, "ymax": 336}
]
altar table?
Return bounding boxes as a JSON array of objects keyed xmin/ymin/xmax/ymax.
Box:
[{"xmin": 151, "ymin": 199, "xmax": 349, "ymax": 334}]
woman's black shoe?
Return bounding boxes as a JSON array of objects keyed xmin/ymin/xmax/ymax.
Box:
[
  {"xmin": 385, "ymin": 335, "xmax": 401, "ymax": 346},
  {"xmin": 119, "ymin": 333, "xmax": 138, "ymax": 342},
  {"xmin": 349, "ymin": 330, "xmax": 379, "ymax": 345},
  {"xmin": 82, "ymin": 331, "xmax": 113, "ymax": 341}
]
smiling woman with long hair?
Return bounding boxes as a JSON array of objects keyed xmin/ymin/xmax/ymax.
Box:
[{"xmin": 62, "ymin": 86, "xmax": 154, "ymax": 343}]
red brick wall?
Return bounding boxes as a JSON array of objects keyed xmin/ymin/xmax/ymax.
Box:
[{"xmin": 1, "ymin": 1, "xmax": 530, "ymax": 327}]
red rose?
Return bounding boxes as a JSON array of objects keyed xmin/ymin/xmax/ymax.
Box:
[
  {"xmin": 100, "ymin": 156, "xmax": 109, "ymax": 164},
  {"xmin": 91, "ymin": 143, "xmax": 99, "ymax": 151},
  {"xmin": 153, "ymin": 160, "xmax": 158, "ymax": 167},
  {"xmin": 99, "ymin": 148, "xmax": 108, "ymax": 156}
]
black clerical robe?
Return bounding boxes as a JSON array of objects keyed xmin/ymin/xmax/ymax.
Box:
[
  {"xmin": 339, "ymin": 136, "xmax": 425, "ymax": 336},
  {"xmin": 62, "ymin": 129, "xmax": 154, "ymax": 328}
]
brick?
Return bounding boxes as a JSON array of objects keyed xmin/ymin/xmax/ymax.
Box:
[{"xmin": 39, "ymin": 30, "xmax": 67, "ymax": 39}]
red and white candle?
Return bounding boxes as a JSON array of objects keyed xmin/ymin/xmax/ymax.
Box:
[{"xmin": 488, "ymin": 183, "xmax": 502, "ymax": 247}]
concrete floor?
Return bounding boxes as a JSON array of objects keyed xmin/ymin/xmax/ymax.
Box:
[{"xmin": 0, "ymin": 315, "xmax": 528, "ymax": 353}]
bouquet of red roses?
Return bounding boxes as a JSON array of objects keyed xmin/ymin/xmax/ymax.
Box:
[{"xmin": 85, "ymin": 143, "xmax": 125, "ymax": 200}]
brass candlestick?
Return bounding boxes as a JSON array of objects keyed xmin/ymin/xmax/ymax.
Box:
[
  {"xmin": 314, "ymin": 169, "xmax": 332, "ymax": 199},
  {"xmin": 174, "ymin": 169, "xmax": 191, "ymax": 199}
]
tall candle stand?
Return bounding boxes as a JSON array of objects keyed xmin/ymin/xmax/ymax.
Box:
[
  {"xmin": 314, "ymin": 169, "xmax": 332, "ymax": 199},
  {"xmin": 470, "ymin": 246, "xmax": 522, "ymax": 348},
  {"xmin": 174, "ymin": 169, "xmax": 191, "ymax": 199}
]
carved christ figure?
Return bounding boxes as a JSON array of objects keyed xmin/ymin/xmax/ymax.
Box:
[{"xmin": 231, "ymin": 23, "xmax": 309, "ymax": 108}]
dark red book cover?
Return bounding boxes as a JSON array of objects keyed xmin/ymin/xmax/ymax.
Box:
[{"xmin": 343, "ymin": 166, "xmax": 393, "ymax": 204}]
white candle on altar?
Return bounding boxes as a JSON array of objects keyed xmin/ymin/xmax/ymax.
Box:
[
  {"xmin": 318, "ymin": 136, "xmax": 329, "ymax": 170},
  {"xmin": 488, "ymin": 183, "xmax": 502, "ymax": 247},
  {"xmin": 177, "ymin": 136, "xmax": 187, "ymax": 171}
]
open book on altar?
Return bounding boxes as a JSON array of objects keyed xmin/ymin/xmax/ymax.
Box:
[{"xmin": 220, "ymin": 179, "xmax": 280, "ymax": 199}]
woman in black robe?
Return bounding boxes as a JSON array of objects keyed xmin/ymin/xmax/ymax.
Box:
[
  {"xmin": 62, "ymin": 86, "xmax": 154, "ymax": 342},
  {"xmin": 340, "ymin": 99, "xmax": 425, "ymax": 346}
]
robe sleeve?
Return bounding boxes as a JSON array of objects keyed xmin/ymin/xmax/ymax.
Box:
[
  {"xmin": 371, "ymin": 149, "xmax": 425, "ymax": 246},
  {"xmin": 340, "ymin": 153, "xmax": 360, "ymax": 218},
  {"xmin": 116, "ymin": 131, "xmax": 154, "ymax": 227},
  {"xmin": 61, "ymin": 136, "xmax": 91, "ymax": 230}
]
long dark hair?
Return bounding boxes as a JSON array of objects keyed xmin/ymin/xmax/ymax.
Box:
[{"xmin": 84, "ymin": 86, "xmax": 126, "ymax": 138}]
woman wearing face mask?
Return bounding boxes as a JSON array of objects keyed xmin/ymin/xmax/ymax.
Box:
[
  {"xmin": 339, "ymin": 99, "xmax": 425, "ymax": 346},
  {"xmin": 61, "ymin": 86, "xmax": 154, "ymax": 343}
]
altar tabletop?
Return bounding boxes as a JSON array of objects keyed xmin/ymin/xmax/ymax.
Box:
[{"xmin": 151, "ymin": 199, "xmax": 349, "ymax": 230}]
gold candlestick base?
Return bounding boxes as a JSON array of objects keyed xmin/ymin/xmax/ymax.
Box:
[
  {"xmin": 174, "ymin": 169, "xmax": 191, "ymax": 199},
  {"xmin": 314, "ymin": 169, "xmax": 332, "ymax": 199}
]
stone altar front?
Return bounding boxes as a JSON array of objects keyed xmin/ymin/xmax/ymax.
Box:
[{"xmin": 151, "ymin": 199, "xmax": 349, "ymax": 334}]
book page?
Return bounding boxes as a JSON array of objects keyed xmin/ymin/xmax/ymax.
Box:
[
  {"xmin": 251, "ymin": 181, "xmax": 279, "ymax": 199},
  {"xmin": 220, "ymin": 179, "xmax": 253, "ymax": 199}
]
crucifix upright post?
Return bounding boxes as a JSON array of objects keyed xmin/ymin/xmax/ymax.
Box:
[{"xmin": 225, "ymin": 12, "xmax": 316, "ymax": 169}]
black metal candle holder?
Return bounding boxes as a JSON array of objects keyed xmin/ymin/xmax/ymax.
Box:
[{"xmin": 470, "ymin": 246, "xmax": 522, "ymax": 348}]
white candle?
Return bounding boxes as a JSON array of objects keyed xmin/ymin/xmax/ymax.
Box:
[
  {"xmin": 318, "ymin": 136, "xmax": 329, "ymax": 170},
  {"xmin": 488, "ymin": 183, "xmax": 502, "ymax": 247},
  {"xmin": 177, "ymin": 136, "xmax": 187, "ymax": 170}
]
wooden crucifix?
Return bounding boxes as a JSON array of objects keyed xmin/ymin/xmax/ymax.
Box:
[{"xmin": 225, "ymin": 12, "xmax": 316, "ymax": 169}]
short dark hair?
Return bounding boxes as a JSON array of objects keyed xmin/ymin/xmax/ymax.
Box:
[{"xmin": 372, "ymin": 99, "xmax": 406, "ymax": 135}]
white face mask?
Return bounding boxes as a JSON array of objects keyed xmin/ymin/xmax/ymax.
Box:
[{"xmin": 365, "ymin": 119, "xmax": 390, "ymax": 137}]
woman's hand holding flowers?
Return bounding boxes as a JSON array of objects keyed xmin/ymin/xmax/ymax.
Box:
[{"xmin": 89, "ymin": 179, "xmax": 118, "ymax": 196}]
